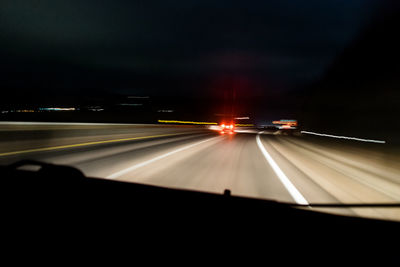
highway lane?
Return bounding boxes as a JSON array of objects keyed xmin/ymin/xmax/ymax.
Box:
[
  {"xmin": 0, "ymin": 122, "xmax": 205, "ymax": 155},
  {"xmin": 0, "ymin": 122, "xmax": 399, "ymax": 221},
  {"xmin": 260, "ymin": 133, "xmax": 400, "ymax": 220}
]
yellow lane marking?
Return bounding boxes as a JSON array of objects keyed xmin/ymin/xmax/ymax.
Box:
[
  {"xmin": 235, "ymin": 124, "xmax": 254, "ymax": 127},
  {"xmin": 158, "ymin": 120, "xmax": 217, "ymax": 125},
  {"xmin": 0, "ymin": 133, "xmax": 185, "ymax": 157}
]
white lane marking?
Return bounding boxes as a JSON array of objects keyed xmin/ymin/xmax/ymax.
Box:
[
  {"xmin": 301, "ymin": 131, "xmax": 386, "ymax": 144},
  {"xmin": 107, "ymin": 136, "xmax": 218, "ymax": 179},
  {"xmin": 256, "ymin": 132, "xmax": 309, "ymax": 205}
]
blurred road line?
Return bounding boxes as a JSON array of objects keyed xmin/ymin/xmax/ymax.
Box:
[
  {"xmin": 256, "ymin": 131, "xmax": 309, "ymax": 205},
  {"xmin": 0, "ymin": 133, "xmax": 187, "ymax": 157},
  {"xmin": 158, "ymin": 119, "xmax": 217, "ymax": 125},
  {"xmin": 107, "ymin": 136, "xmax": 219, "ymax": 179},
  {"xmin": 301, "ymin": 131, "xmax": 386, "ymax": 144}
]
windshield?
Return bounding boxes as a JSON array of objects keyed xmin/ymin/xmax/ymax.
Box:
[{"xmin": 1, "ymin": 0, "xmax": 399, "ymax": 221}]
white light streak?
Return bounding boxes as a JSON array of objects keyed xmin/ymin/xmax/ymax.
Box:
[{"xmin": 301, "ymin": 131, "xmax": 386, "ymax": 144}]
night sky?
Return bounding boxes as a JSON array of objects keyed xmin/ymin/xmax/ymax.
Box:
[{"xmin": 0, "ymin": 0, "xmax": 388, "ymax": 100}]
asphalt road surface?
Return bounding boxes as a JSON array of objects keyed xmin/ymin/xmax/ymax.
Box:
[{"xmin": 1, "ymin": 122, "xmax": 399, "ymax": 221}]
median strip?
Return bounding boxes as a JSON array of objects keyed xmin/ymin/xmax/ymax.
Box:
[{"xmin": 0, "ymin": 133, "xmax": 186, "ymax": 157}]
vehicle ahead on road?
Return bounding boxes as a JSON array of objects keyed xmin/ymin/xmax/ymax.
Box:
[{"xmin": 219, "ymin": 122, "xmax": 235, "ymax": 134}]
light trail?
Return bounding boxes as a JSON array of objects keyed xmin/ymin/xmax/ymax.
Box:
[
  {"xmin": 158, "ymin": 120, "xmax": 217, "ymax": 125},
  {"xmin": 301, "ymin": 131, "xmax": 386, "ymax": 144}
]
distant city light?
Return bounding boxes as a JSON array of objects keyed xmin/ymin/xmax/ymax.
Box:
[
  {"xmin": 87, "ymin": 107, "xmax": 104, "ymax": 111},
  {"xmin": 272, "ymin": 119, "xmax": 298, "ymax": 126},
  {"xmin": 1, "ymin": 110, "xmax": 35, "ymax": 113},
  {"xmin": 16, "ymin": 110, "xmax": 35, "ymax": 113},
  {"xmin": 39, "ymin": 107, "xmax": 76, "ymax": 111}
]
